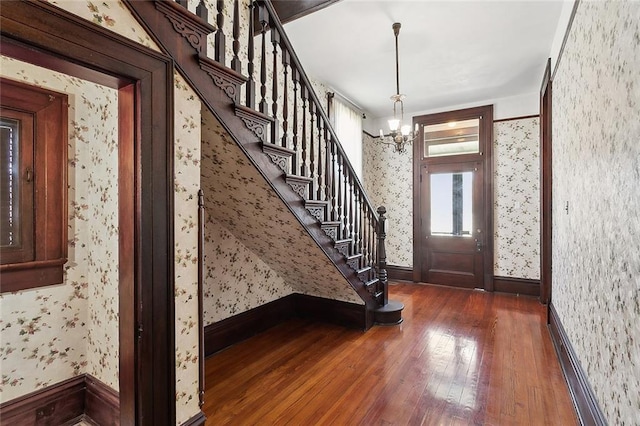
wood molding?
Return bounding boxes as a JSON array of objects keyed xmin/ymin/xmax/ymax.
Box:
[
  {"xmin": 85, "ymin": 374, "xmax": 120, "ymax": 426},
  {"xmin": 205, "ymin": 293, "xmax": 367, "ymax": 356},
  {"xmin": 204, "ymin": 296, "xmax": 295, "ymax": 356},
  {"xmin": 269, "ymin": 0, "xmax": 341, "ymax": 25},
  {"xmin": 548, "ymin": 304, "xmax": 606, "ymax": 425},
  {"xmin": 0, "ymin": 375, "xmax": 85, "ymax": 425},
  {"xmin": 0, "ymin": 374, "xmax": 121, "ymax": 426},
  {"xmin": 181, "ymin": 411, "xmax": 206, "ymax": 426},
  {"xmin": 493, "ymin": 276, "xmax": 540, "ymax": 297},
  {"xmin": 493, "ymin": 114, "xmax": 539, "ymax": 123},
  {"xmin": 540, "ymin": 58, "xmax": 552, "ymax": 306},
  {"xmin": 387, "ymin": 265, "xmax": 414, "ymax": 282}
]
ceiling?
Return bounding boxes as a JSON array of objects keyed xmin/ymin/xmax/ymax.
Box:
[{"xmin": 283, "ymin": 0, "xmax": 565, "ymax": 119}]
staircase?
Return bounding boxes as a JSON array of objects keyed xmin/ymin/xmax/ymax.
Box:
[{"xmin": 125, "ymin": 0, "xmax": 402, "ymax": 327}]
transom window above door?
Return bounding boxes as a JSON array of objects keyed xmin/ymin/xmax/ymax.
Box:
[{"xmin": 424, "ymin": 118, "xmax": 480, "ymax": 158}]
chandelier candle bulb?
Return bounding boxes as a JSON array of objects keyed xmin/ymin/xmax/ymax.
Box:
[{"xmin": 376, "ymin": 22, "xmax": 418, "ymax": 154}]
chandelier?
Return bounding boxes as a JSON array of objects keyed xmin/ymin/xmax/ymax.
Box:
[{"xmin": 378, "ymin": 22, "xmax": 418, "ymax": 154}]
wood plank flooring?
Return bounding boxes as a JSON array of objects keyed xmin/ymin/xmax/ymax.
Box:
[{"xmin": 203, "ymin": 283, "xmax": 577, "ymax": 425}]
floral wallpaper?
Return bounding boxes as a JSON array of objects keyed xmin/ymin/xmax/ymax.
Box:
[
  {"xmin": 493, "ymin": 117, "xmax": 540, "ymax": 280},
  {"xmin": 200, "ymin": 107, "xmax": 363, "ymax": 306},
  {"xmin": 551, "ymin": 1, "xmax": 640, "ymax": 424},
  {"xmin": 0, "ymin": 56, "xmax": 119, "ymax": 401},
  {"xmin": 173, "ymin": 73, "xmax": 202, "ymax": 424},
  {"xmin": 362, "ymin": 132, "xmax": 414, "ymax": 267},
  {"xmin": 203, "ymin": 215, "xmax": 294, "ymax": 324}
]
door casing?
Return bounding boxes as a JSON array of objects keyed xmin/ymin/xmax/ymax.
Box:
[{"xmin": 412, "ymin": 105, "xmax": 494, "ymax": 290}]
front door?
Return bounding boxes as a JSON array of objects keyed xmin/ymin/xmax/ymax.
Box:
[
  {"xmin": 413, "ymin": 105, "xmax": 494, "ymax": 289},
  {"xmin": 422, "ymin": 161, "xmax": 484, "ymax": 288}
]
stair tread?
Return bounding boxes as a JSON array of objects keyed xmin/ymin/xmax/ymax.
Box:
[
  {"xmin": 347, "ymin": 253, "xmax": 363, "ymax": 260},
  {"xmin": 155, "ymin": 1, "xmax": 216, "ymax": 35},
  {"xmin": 235, "ymin": 104, "xmax": 274, "ymax": 123},
  {"xmin": 262, "ymin": 142, "xmax": 296, "ymax": 156},
  {"xmin": 199, "ymin": 54, "xmax": 247, "ymax": 84},
  {"xmin": 321, "ymin": 221, "xmax": 341, "ymax": 226},
  {"xmin": 305, "ymin": 200, "xmax": 329, "ymax": 207},
  {"xmin": 286, "ymin": 174, "xmax": 313, "ymax": 182},
  {"xmin": 334, "ymin": 238, "xmax": 352, "ymax": 244},
  {"xmin": 365, "ymin": 278, "xmax": 379, "ymax": 288}
]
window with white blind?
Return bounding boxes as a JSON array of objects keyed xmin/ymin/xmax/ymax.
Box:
[
  {"xmin": 0, "ymin": 78, "xmax": 68, "ymax": 292},
  {"xmin": 329, "ymin": 94, "xmax": 363, "ymax": 179}
]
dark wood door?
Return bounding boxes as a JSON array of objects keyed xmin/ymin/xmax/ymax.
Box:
[{"xmin": 421, "ymin": 161, "xmax": 485, "ymax": 288}]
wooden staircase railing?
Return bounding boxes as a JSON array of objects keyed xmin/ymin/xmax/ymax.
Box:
[{"xmin": 126, "ymin": 0, "xmax": 403, "ymax": 324}]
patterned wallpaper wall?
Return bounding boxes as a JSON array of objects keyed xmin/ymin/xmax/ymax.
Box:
[
  {"xmin": 203, "ymin": 215, "xmax": 294, "ymax": 324},
  {"xmin": 362, "ymin": 133, "xmax": 414, "ymax": 267},
  {"xmin": 494, "ymin": 117, "xmax": 540, "ymax": 279},
  {"xmin": 0, "ymin": 56, "xmax": 119, "ymax": 401},
  {"xmin": 363, "ymin": 119, "xmax": 540, "ymax": 280},
  {"xmin": 551, "ymin": 1, "xmax": 640, "ymax": 423}
]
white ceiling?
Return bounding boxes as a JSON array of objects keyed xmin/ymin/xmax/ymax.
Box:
[{"xmin": 284, "ymin": 0, "xmax": 565, "ymax": 119}]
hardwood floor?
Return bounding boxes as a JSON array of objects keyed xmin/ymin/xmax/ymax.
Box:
[{"xmin": 203, "ymin": 283, "xmax": 577, "ymax": 425}]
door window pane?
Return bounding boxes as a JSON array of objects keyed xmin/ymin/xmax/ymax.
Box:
[
  {"xmin": 1, "ymin": 117, "xmax": 21, "ymax": 248},
  {"xmin": 430, "ymin": 171, "xmax": 473, "ymax": 236},
  {"xmin": 424, "ymin": 118, "xmax": 479, "ymax": 157}
]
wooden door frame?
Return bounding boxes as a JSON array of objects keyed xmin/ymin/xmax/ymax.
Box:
[
  {"xmin": 412, "ymin": 105, "xmax": 494, "ymax": 290},
  {"xmin": 540, "ymin": 59, "xmax": 552, "ymax": 307},
  {"xmin": 1, "ymin": 2, "xmax": 176, "ymax": 425}
]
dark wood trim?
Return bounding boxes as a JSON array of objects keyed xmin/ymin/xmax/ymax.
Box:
[
  {"xmin": 387, "ymin": 265, "xmax": 414, "ymax": 282},
  {"xmin": 412, "ymin": 105, "xmax": 494, "ymax": 291},
  {"xmin": 493, "ymin": 114, "xmax": 539, "ymax": 123},
  {"xmin": 362, "ymin": 129, "xmax": 377, "ymax": 138},
  {"xmin": 493, "ymin": 276, "xmax": 540, "ymax": 297},
  {"xmin": 552, "ymin": 1, "xmax": 581, "ymax": 81},
  {"xmin": 0, "ymin": 375, "xmax": 85, "ymax": 425},
  {"xmin": 548, "ymin": 304, "xmax": 606, "ymax": 425},
  {"xmin": 293, "ymin": 293, "xmax": 367, "ymax": 330},
  {"xmin": 1, "ymin": 2, "xmax": 175, "ymax": 424},
  {"xmin": 85, "ymin": 374, "xmax": 120, "ymax": 426},
  {"xmin": 205, "ymin": 293, "xmax": 367, "ymax": 356},
  {"xmin": 204, "ymin": 296, "xmax": 295, "ymax": 356},
  {"xmin": 540, "ymin": 58, "xmax": 552, "ymax": 307},
  {"xmin": 0, "ymin": 374, "xmax": 121, "ymax": 426},
  {"xmin": 180, "ymin": 411, "xmax": 206, "ymax": 426}
]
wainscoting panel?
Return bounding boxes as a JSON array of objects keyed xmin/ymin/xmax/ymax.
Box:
[{"xmin": 548, "ymin": 304, "xmax": 606, "ymax": 426}]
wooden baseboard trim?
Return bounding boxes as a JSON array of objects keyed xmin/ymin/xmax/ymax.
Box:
[
  {"xmin": 493, "ymin": 276, "xmax": 540, "ymax": 296},
  {"xmin": 387, "ymin": 265, "xmax": 413, "ymax": 282},
  {"xmin": 0, "ymin": 374, "xmax": 122, "ymax": 426},
  {"xmin": 292, "ymin": 293, "xmax": 366, "ymax": 330},
  {"xmin": 205, "ymin": 293, "xmax": 367, "ymax": 356},
  {"xmin": 85, "ymin": 374, "xmax": 119, "ymax": 426},
  {"xmin": 0, "ymin": 375, "xmax": 85, "ymax": 425},
  {"xmin": 181, "ymin": 411, "xmax": 206, "ymax": 426},
  {"xmin": 204, "ymin": 295, "xmax": 295, "ymax": 356},
  {"xmin": 548, "ymin": 304, "xmax": 606, "ymax": 426}
]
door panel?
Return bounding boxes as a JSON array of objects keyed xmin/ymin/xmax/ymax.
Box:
[{"xmin": 422, "ymin": 161, "xmax": 484, "ymax": 288}]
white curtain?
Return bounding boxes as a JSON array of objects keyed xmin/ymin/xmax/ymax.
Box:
[{"xmin": 331, "ymin": 95, "xmax": 363, "ymax": 179}]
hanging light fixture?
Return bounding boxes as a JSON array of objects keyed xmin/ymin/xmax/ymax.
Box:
[{"xmin": 378, "ymin": 22, "xmax": 418, "ymax": 154}]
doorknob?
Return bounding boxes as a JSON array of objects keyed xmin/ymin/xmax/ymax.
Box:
[{"xmin": 475, "ymin": 238, "xmax": 482, "ymax": 252}]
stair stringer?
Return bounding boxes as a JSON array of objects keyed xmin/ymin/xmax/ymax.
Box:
[{"xmin": 125, "ymin": 0, "xmax": 378, "ymax": 326}]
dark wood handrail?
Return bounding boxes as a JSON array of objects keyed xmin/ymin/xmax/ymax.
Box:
[{"xmin": 260, "ymin": 0, "xmax": 379, "ymax": 227}]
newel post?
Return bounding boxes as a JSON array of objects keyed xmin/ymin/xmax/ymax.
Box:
[{"xmin": 377, "ymin": 206, "xmax": 389, "ymax": 306}]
